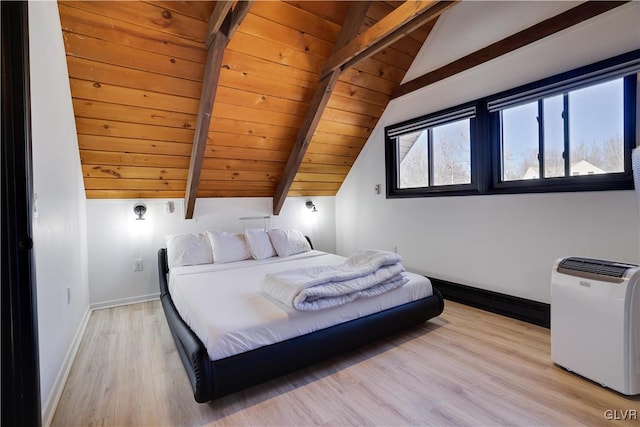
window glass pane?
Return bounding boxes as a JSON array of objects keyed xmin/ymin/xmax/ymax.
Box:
[
  {"xmin": 398, "ymin": 130, "xmax": 428, "ymax": 188},
  {"xmin": 543, "ymin": 95, "xmax": 565, "ymax": 178},
  {"xmin": 432, "ymin": 119, "xmax": 471, "ymax": 185},
  {"xmin": 501, "ymin": 101, "xmax": 539, "ymax": 181},
  {"xmin": 569, "ymin": 79, "xmax": 624, "ymax": 175}
]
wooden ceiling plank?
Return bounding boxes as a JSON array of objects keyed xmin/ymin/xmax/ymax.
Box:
[
  {"xmin": 212, "ymin": 101, "xmax": 304, "ymax": 129},
  {"xmin": 207, "ymin": 132, "xmax": 293, "ymax": 151},
  {"xmin": 59, "ymin": 0, "xmax": 209, "ymax": 43},
  {"xmin": 205, "ymin": 145, "xmax": 290, "ymax": 162},
  {"xmin": 305, "ymin": 143, "xmax": 362, "ymax": 157},
  {"xmin": 80, "ymin": 149, "xmax": 191, "ymax": 168},
  {"xmin": 148, "ymin": 1, "xmax": 215, "ymax": 22},
  {"xmin": 78, "ymin": 135, "xmax": 192, "ymax": 157},
  {"xmin": 315, "ymin": 119, "xmax": 373, "ymax": 139},
  {"xmin": 393, "ymin": 1, "xmax": 628, "ymax": 99},
  {"xmin": 272, "ymin": 1, "xmax": 371, "ymax": 215},
  {"xmin": 311, "ymin": 132, "xmax": 367, "ymax": 148},
  {"xmin": 301, "ymin": 152, "xmax": 358, "ymax": 166},
  {"xmin": 320, "ymin": 1, "xmax": 456, "ymax": 78},
  {"xmin": 202, "ymin": 158, "xmax": 285, "ymax": 172},
  {"xmin": 210, "ymin": 117, "xmax": 298, "ymax": 140},
  {"xmin": 63, "ymin": 32, "xmax": 205, "ymax": 82},
  {"xmin": 72, "ymin": 98, "xmax": 197, "ymax": 130},
  {"xmin": 222, "ymin": 49, "xmax": 317, "ymax": 90},
  {"xmin": 289, "ymin": 181, "xmax": 341, "ymax": 191},
  {"xmin": 250, "ymin": 1, "xmax": 341, "ymax": 42},
  {"xmin": 86, "ymin": 190, "xmax": 185, "ymax": 199},
  {"xmin": 215, "ymin": 86, "xmax": 308, "ymax": 117},
  {"xmin": 69, "ymin": 78, "xmax": 200, "ymax": 115},
  {"xmin": 297, "ymin": 163, "xmax": 351, "ymax": 174},
  {"xmin": 185, "ymin": 1, "xmax": 253, "ymax": 219},
  {"xmin": 333, "ymin": 80, "xmax": 391, "ymax": 107},
  {"xmin": 352, "ymin": 56, "xmax": 411, "ymax": 85},
  {"xmin": 238, "ymin": 13, "xmax": 334, "ymax": 59},
  {"xmin": 326, "ymin": 93, "xmax": 386, "ymax": 118},
  {"xmin": 226, "ymin": 31, "xmax": 325, "ymax": 74},
  {"xmin": 82, "ymin": 164, "xmax": 188, "ymax": 180},
  {"xmin": 284, "ymin": 1, "xmax": 350, "ymax": 26},
  {"xmin": 219, "ymin": 68, "xmax": 315, "ymax": 103},
  {"xmin": 60, "ymin": 1, "xmax": 207, "ymax": 43},
  {"xmin": 286, "ymin": 189, "xmax": 337, "ymax": 197},
  {"xmin": 293, "ymin": 172, "xmax": 346, "ymax": 183},
  {"xmin": 319, "ymin": 107, "xmax": 378, "ymax": 129},
  {"xmin": 199, "ymin": 169, "xmax": 280, "ymax": 182},
  {"xmin": 66, "ymin": 57, "xmax": 203, "ymax": 100},
  {"xmin": 84, "ymin": 177, "xmax": 187, "ymax": 191},
  {"xmin": 59, "ymin": 3, "xmax": 207, "ymax": 64},
  {"xmin": 197, "ymin": 189, "xmax": 275, "ymax": 197},
  {"xmin": 340, "ymin": 67, "xmax": 397, "ymax": 94},
  {"xmin": 76, "ymin": 117, "xmax": 194, "ymax": 143}
]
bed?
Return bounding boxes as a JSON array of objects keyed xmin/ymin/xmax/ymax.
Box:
[{"xmin": 158, "ymin": 239, "xmax": 444, "ymax": 403}]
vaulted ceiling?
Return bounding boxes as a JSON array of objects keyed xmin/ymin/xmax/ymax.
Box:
[
  {"xmin": 59, "ymin": 0, "xmax": 449, "ymax": 216},
  {"xmin": 58, "ymin": 0, "xmax": 627, "ymax": 217}
]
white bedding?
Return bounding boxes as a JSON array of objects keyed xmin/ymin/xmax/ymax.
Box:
[
  {"xmin": 262, "ymin": 250, "xmax": 409, "ymax": 311},
  {"xmin": 169, "ymin": 250, "xmax": 433, "ymax": 361}
]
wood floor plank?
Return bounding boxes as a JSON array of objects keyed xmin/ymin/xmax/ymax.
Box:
[{"xmin": 51, "ymin": 300, "xmax": 640, "ymax": 427}]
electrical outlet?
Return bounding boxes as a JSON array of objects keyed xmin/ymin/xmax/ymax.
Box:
[
  {"xmin": 134, "ymin": 259, "xmax": 143, "ymax": 272},
  {"xmin": 67, "ymin": 287, "xmax": 71, "ymax": 305}
]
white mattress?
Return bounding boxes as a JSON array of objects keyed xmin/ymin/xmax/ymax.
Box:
[{"xmin": 169, "ymin": 250, "xmax": 433, "ymax": 361}]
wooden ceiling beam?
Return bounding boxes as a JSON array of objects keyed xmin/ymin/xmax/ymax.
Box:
[
  {"xmin": 273, "ymin": 1, "xmax": 371, "ymax": 215},
  {"xmin": 185, "ymin": 1, "xmax": 253, "ymax": 219},
  {"xmin": 320, "ymin": 1, "xmax": 456, "ymax": 79},
  {"xmin": 393, "ymin": 1, "xmax": 629, "ymax": 99},
  {"xmin": 205, "ymin": 1, "xmax": 233, "ymax": 49}
]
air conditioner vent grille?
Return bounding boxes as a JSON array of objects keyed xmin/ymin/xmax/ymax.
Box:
[{"xmin": 557, "ymin": 257, "xmax": 636, "ymax": 283}]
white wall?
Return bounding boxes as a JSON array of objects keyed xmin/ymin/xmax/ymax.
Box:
[
  {"xmin": 86, "ymin": 196, "xmax": 335, "ymax": 308},
  {"xmin": 337, "ymin": 2, "xmax": 640, "ymax": 303},
  {"xmin": 29, "ymin": 1, "xmax": 92, "ymax": 424}
]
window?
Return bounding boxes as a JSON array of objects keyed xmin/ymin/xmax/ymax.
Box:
[
  {"xmin": 498, "ymin": 78, "xmax": 625, "ymax": 182},
  {"xmin": 386, "ymin": 105, "xmax": 477, "ymax": 196},
  {"xmin": 397, "ymin": 118, "xmax": 472, "ymax": 189},
  {"xmin": 386, "ymin": 49, "xmax": 639, "ymax": 198}
]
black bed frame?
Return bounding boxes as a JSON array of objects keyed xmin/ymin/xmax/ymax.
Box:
[{"xmin": 158, "ymin": 248, "xmax": 444, "ymax": 402}]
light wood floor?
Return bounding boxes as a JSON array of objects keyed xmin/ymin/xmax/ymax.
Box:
[{"xmin": 52, "ymin": 299, "xmax": 640, "ymax": 427}]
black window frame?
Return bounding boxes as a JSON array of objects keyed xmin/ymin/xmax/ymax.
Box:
[
  {"xmin": 385, "ymin": 49, "xmax": 639, "ymax": 199},
  {"xmin": 385, "ymin": 102, "xmax": 481, "ymax": 198}
]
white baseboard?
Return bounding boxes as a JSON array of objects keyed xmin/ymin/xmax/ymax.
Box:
[
  {"xmin": 42, "ymin": 305, "xmax": 91, "ymax": 427},
  {"xmin": 90, "ymin": 292, "xmax": 160, "ymax": 311}
]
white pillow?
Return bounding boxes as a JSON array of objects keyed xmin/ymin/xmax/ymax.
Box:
[
  {"xmin": 244, "ymin": 228, "xmax": 276, "ymax": 260},
  {"xmin": 267, "ymin": 228, "xmax": 311, "ymax": 257},
  {"xmin": 206, "ymin": 230, "xmax": 251, "ymax": 264},
  {"xmin": 165, "ymin": 233, "xmax": 213, "ymax": 269}
]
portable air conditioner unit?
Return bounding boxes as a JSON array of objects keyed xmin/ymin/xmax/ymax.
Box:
[{"xmin": 551, "ymin": 257, "xmax": 640, "ymax": 395}]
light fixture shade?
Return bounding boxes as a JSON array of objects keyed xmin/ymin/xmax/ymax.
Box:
[
  {"xmin": 133, "ymin": 203, "xmax": 147, "ymax": 220},
  {"xmin": 305, "ymin": 201, "xmax": 318, "ymax": 212}
]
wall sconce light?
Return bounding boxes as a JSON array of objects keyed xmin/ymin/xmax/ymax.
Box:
[
  {"xmin": 305, "ymin": 200, "xmax": 318, "ymax": 213},
  {"xmin": 133, "ymin": 203, "xmax": 147, "ymax": 220}
]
